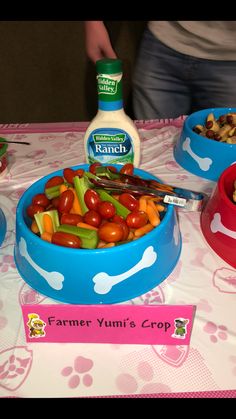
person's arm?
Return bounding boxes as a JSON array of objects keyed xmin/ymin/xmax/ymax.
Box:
[{"xmin": 84, "ymin": 21, "xmax": 117, "ymax": 63}]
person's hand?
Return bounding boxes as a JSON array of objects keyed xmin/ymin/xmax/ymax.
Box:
[{"xmin": 84, "ymin": 21, "xmax": 117, "ymax": 63}]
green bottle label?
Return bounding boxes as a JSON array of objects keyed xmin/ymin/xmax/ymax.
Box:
[{"xmin": 97, "ymin": 74, "xmax": 122, "ymax": 102}]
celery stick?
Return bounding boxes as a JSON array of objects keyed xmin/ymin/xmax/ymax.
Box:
[
  {"xmin": 73, "ymin": 176, "xmax": 89, "ymax": 215},
  {"xmin": 34, "ymin": 210, "xmax": 60, "ymax": 235},
  {"xmin": 96, "ymin": 189, "xmax": 130, "ymax": 218},
  {"xmin": 45, "ymin": 185, "xmax": 61, "ymax": 200},
  {"xmin": 57, "ymin": 224, "xmax": 98, "ymax": 249},
  {"xmin": 94, "ymin": 166, "xmax": 120, "ymax": 180}
]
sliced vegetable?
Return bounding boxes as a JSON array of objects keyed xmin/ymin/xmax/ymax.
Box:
[
  {"xmin": 27, "ymin": 204, "xmax": 44, "ymax": 219},
  {"xmin": 69, "ymin": 187, "xmax": 83, "ymax": 215},
  {"xmin": 73, "ymin": 175, "xmax": 90, "ymax": 215},
  {"xmin": 41, "ymin": 232, "xmax": 53, "ymax": 243},
  {"xmin": 96, "ymin": 189, "xmax": 130, "ymax": 218},
  {"xmin": 32, "ymin": 193, "xmax": 50, "ymax": 208},
  {"xmin": 43, "ymin": 213, "xmax": 54, "ymax": 234},
  {"xmin": 94, "ymin": 165, "xmax": 120, "ymax": 180},
  {"xmin": 58, "ymin": 189, "xmax": 74, "ymax": 213},
  {"xmin": 34, "ymin": 209, "xmax": 60, "ymax": 235},
  {"xmin": 98, "ymin": 222, "xmax": 124, "ymax": 243},
  {"xmin": 45, "ymin": 185, "xmax": 61, "ymax": 200},
  {"xmin": 60, "ymin": 213, "xmax": 83, "ymax": 226},
  {"xmin": 45, "ymin": 175, "xmax": 64, "ymax": 190},
  {"xmin": 51, "ymin": 231, "xmax": 81, "ymax": 248},
  {"xmin": 57, "ymin": 224, "xmax": 98, "ymax": 249}
]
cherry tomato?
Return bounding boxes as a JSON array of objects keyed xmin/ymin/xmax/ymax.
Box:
[
  {"xmin": 89, "ymin": 162, "xmax": 102, "ymax": 175},
  {"xmin": 74, "ymin": 168, "xmax": 85, "ymax": 178},
  {"xmin": 111, "ymin": 214, "xmax": 129, "ymax": 241},
  {"xmin": 51, "ymin": 197, "xmax": 60, "ymax": 209},
  {"xmin": 106, "ymin": 165, "xmax": 117, "ymax": 173},
  {"xmin": 32, "ymin": 193, "xmax": 50, "ymax": 208},
  {"xmin": 58, "ymin": 190, "xmax": 74, "ymax": 213},
  {"xmin": 98, "ymin": 222, "xmax": 124, "ymax": 243},
  {"xmin": 45, "ymin": 176, "xmax": 64, "ymax": 190},
  {"xmin": 120, "ymin": 163, "xmax": 134, "ymax": 175},
  {"xmin": 84, "ymin": 210, "xmax": 102, "ymax": 227},
  {"xmin": 126, "ymin": 210, "xmax": 148, "ymax": 229},
  {"xmin": 97, "ymin": 201, "xmax": 116, "ymax": 219},
  {"xmin": 26, "ymin": 204, "xmax": 45, "ymax": 219},
  {"xmin": 84, "ymin": 189, "xmax": 101, "ymax": 211},
  {"xmin": 63, "ymin": 168, "xmax": 75, "ymax": 184},
  {"xmin": 51, "ymin": 231, "xmax": 81, "ymax": 248},
  {"xmin": 60, "ymin": 213, "xmax": 83, "ymax": 226},
  {"xmin": 119, "ymin": 193, "xmax": 139, "ymax": 211}
]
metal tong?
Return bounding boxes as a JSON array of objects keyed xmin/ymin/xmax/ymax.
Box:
[
  {"xmin": 0, "ymin": 137, "xmax": 30, "ymax": 145},
  {"xmin": 87, "ymin": 167, "xmax": 206, "ymax": 212}
]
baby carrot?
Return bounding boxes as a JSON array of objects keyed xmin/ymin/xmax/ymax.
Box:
[
  {"xmin": 41, "ymin": 231, "xmax": 52, "ymax": 242},
  {"xmin": 141, "ymin": 195, "xmax": 162, "ymax": 202},
  {"xmin": 97, "ymin": 240, "xmax": 107, "ymax": 248},
  {"xmin": 31, "ymin": 220, "xmax": 39, "ymax": 234},
  {"xmin": 139, "ymin": 196, "xmax": 147, "ymax": 212},
  {"xmin": 155, "ymin": 203, "xmax": 165, "ymax": 212},
  {"xmin": 77, "ymin": 222, "xmax": 98, "ymax": 231},
  {"xmin": 146, "ymin": 202, "xmax": 160, "ymax": 227},
  {"xmin": 69, "ymin": 187, "xmax": 83, "ymax": 215},
  {"xmin": 127, "ymin": 230, "xmax": 134, "ymax": 240},
  {"xmin": 99, "ymin": 242, "xmax": 115, "ymax": 248},
  {"xmin": 134, "ymin": 223, "xmax": 154, "ymax": 237},
  {"xmin": 59, "ymin": 184, "xmax": 68, "ymax": 194},
  {"xmin": 43, "ymin": 213, "xmax": 54, "ymax": 234},
  {"xmin": 147, "ymin": 199, "xmax": 157, "ymax": 211}
]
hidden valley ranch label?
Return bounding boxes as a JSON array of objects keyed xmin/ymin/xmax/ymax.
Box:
[{"xmin": 86, "ymin": 128, "xmax": 134, "ymax": 165}]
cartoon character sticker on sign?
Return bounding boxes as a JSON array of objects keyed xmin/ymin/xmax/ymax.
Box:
[
  {"xmin": 27, "ymin": 313, "xmax": 46, "ymax": 338},
  {"xmin": 171, "ymin": 318, "xmax": 189, "ymax": 339}
]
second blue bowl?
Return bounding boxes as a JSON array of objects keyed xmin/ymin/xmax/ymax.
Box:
[{"xmin": 174, "ymin": 107, "xmax": 236, "ymax": 181}]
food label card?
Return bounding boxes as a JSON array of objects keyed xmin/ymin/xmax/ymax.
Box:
[{"xmin": 22, "ymin": 304, "xmax": 195, "ymax": 345}]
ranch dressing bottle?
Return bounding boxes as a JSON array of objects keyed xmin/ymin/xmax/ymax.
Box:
[{"xmin": 84, "ymin": 58, "xmax": 141, "ymax": 166}]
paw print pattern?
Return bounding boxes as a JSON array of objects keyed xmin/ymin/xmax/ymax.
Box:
[
  {"xmin": 48, "ymin": 160, "xmax": 63, "ymax": 169},
  {"xmin": 197, "ymin": 299, "xmax": 212, "ymax": 313},
  {"xmin": 0, "ymin": 255, "xmax": 16, "ymax": 272},
  {"xmin": 138, "ymin": 288, "xmax": 165, "ymax": 304},
  {"xmin": 176, "ymin": 174, "xmax": 188, "ymax": 181},
  {"xmin": 116, "ymin": 361, "xmax": 171, "ymax": 395},
  {"xmin": 61, "ymin": 356, "xmax": 94, "ymax": 389},
  {"xmin": 203, "ymin": 321, "xmax": 228, "ymax": 343},
  {"xmin": 131, "ymin": 286, "xmax": 165, "ymax": 305},
  {"xmin": 0, "ymin": 346, "xmax": 33, "ymax": 391}
]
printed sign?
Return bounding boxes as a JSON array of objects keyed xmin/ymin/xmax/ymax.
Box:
[{"xmin": 21, "ymin": 304, "xmax": 195, "ymax": 345}]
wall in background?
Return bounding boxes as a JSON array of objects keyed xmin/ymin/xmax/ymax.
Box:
[{"xmin": 0, "ymin": 21, "xmax": 146, "ymax": 124}]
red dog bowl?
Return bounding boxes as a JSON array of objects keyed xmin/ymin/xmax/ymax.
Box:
[
  {"xmin": 200, "ymin": 163, "xmax": 236, "ymax": 268},
  {"xmin": 0, "ymin": 138, "xmax": 8, "ymax": 176}
]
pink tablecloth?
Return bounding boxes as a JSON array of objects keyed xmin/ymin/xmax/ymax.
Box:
[{"xmin": 0, "ymin": 118, "xmax": 236, "ymax": 398}]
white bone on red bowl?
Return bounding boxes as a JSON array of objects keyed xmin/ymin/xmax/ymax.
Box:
[
  {"xmin": 200, "ymin": 162, "xmax": 236, "ymax": 268},
  {"xmin": 14, "ymin": 164, "xmax": 182, "ymax": 304},
  {"xmin": 174, "ymin": 108, "xmax": 236, "ymax": 181}
]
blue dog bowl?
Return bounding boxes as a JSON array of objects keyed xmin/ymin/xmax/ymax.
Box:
[
  {"xmin": 14, "ymin": 165, "xmax": 182, "ymax": 304},
  {"xmin": 174, "ymin": 108, "xmax": 236, "ymax": 181},
  {"xmin": 0, "ymin": 207, "xmax": 6, "ymax": 246}
]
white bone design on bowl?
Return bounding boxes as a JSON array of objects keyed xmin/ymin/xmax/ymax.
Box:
[
  {"xmin": 19, "ymin": 237, "xmax": 64, "ymax": 290},
  {"xmin": 173, "ymin": 225, "xmax": 180, "ymax": 246},
  {"xmin": 210, "ymin": 213, "xmax": 236, "ymax": 239},
  {"xmin": 93, "ymin": 246, "xmax": 157, "ymax": 295},
  {"xmin": 182, "ymin": 138, "xmax": 213, "ymax": 171}
]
